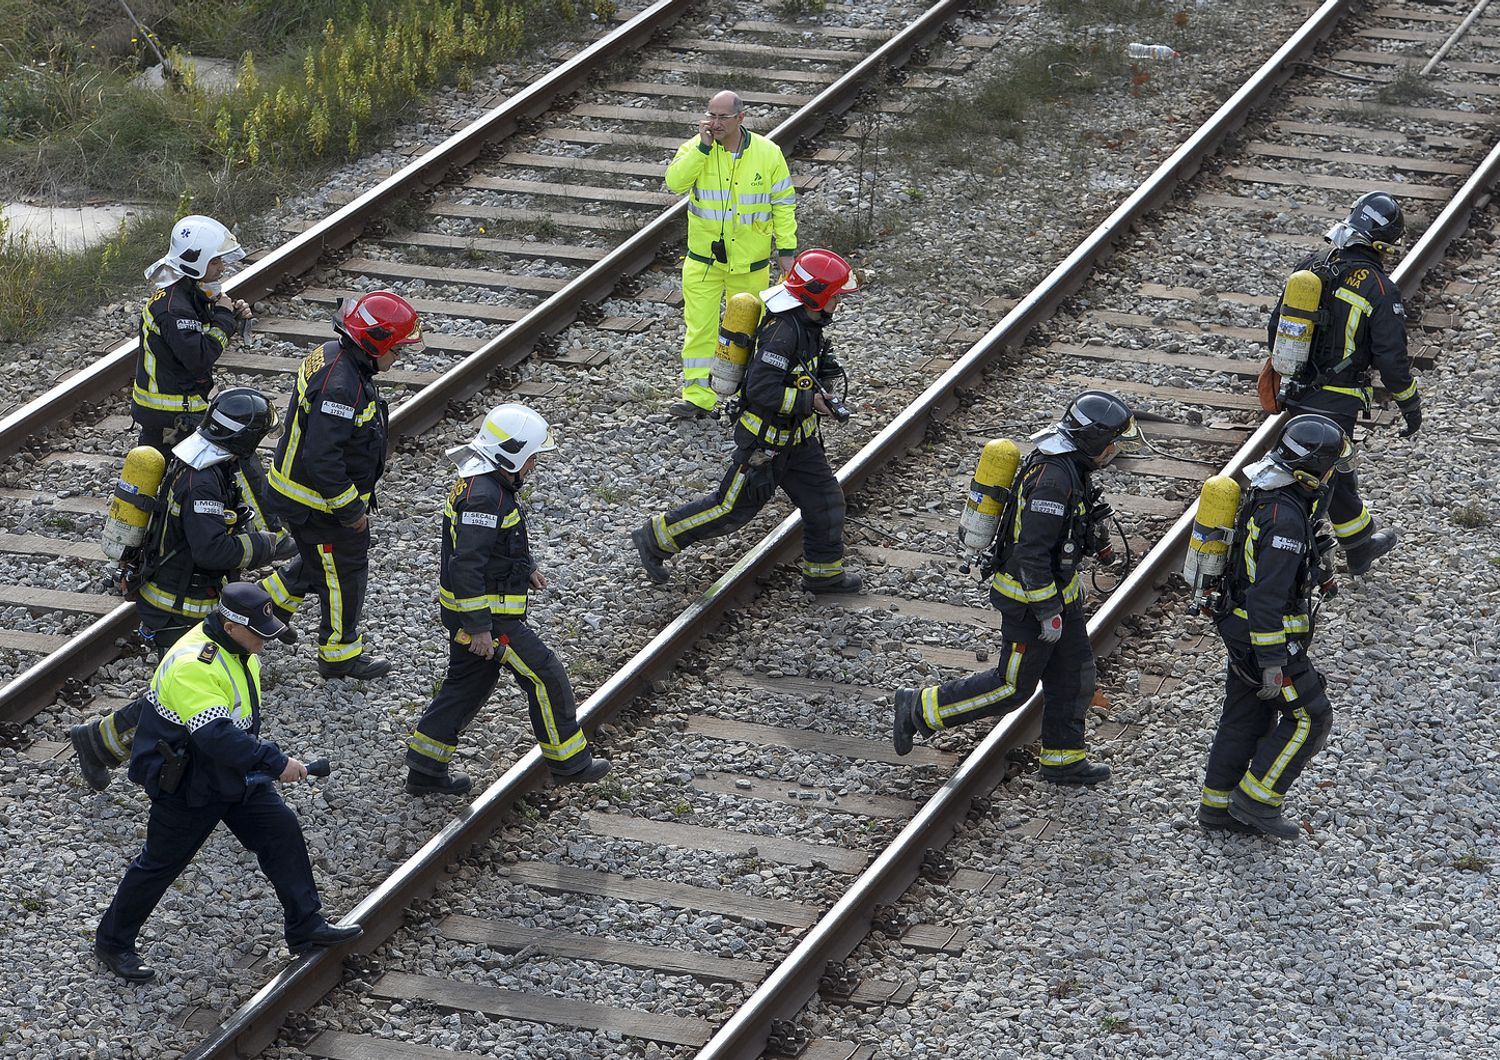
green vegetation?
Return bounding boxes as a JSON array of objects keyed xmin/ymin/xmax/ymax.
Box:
[
  {"xmin": 772, "ymin": 0, "xmax": 827, "ymax": 18},
  {"xmin": 1453, "ymin": 853, "xmax": 1490, "ymax": 872},
  {"xmin": 0, "ymin": 0, "xmax": 606, "ymax": 341},
  {"xmin": 1452, "ymin": 504, "xmax": 1491, "ymax": 530},
  {"xmin": 1376, "ymin": 66, "xmax": 1434, "ymax": 108}
]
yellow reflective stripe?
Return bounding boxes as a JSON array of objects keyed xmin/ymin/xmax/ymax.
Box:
[
  {"xmin": 1039, "ymin": 747, "xmax": 1086, "ymax": 766},
  {"xmin": 1250, "ymin": 629, "xmax": 1286, "ymax": 646},
  {"xmin": 990, "ymin": 573, "xmax": 1081, "ymax": 605},
  {"xmin": 779, "ymin": 388, "xmax": 797, "ymax": 415},
  {"xmin": 354, "ymin": 401, "xmax": 378, "ymax": 426},
  {"xmin": 925, "ymin": 642, "xmax": 1025, "ymax": 730},
  {"xmin": 800, "ymin": 558, "xmax": 842, "ymax": 577},
  {"xmin": 696, "ymin": 188, "xmax": 733, "ymax": 201},
  {"xmin": 261, "ymin": 570, "xmax": 304, "ymax": 611},
  {"xmin": 662, "ymin": 466, "xmax": 750, "ymax": 545},
  {"xmin": 131, "ymin": 385, "xmax": 209, "ymax": 413},
  {"xmin": 501, "ymin": 509, "xmax": 521, "ymax": 529},
  {"xmin": 1390, "ymin": 381, "xmax": 1418, "ymax": 402},
  {"xmin": 688, "ymin": 203, "xmax": 731, "ymax": 221},
  {"xmin": 268, "ymin": 466, "xmax": 367, "ymax": 513},
  {"xmin": 100, "ymin": 713, "xmax": 131, "ymax": 761},
  {"xmin": 1319, "ymin": 384, "xmax": 1372, "ymax": 401},
  {"xmin": 1332, "ymin": 507, "xmax": 1371, "ymax": 538},
  {"xmin": 138, "ymin": 582, "xmax": 217, "ymax": 617},
  {"xmin": 1201, "ymin": 787, "xmax": 1232, "ymax": 808},
  {"xmin": 501, "ymin": 645, "xmax": 586, "ymax": 763},
  {"xmin": 438, "ymin": 589, "xmax": 527, "ymax": 615},
  {"xmin": 316, "ymin": 547, "xmax": 362, "ymax": 663},
  {"xmin": 407, "ymin": 729, "xmax": 456, "ymax": 763}
]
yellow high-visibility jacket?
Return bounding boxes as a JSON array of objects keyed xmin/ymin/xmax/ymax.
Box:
[{"xmin": 665, "ymin": 130, "xmax": 797, "ymax": 273}]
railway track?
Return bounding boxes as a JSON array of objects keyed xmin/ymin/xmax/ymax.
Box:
[{"xmin": 5, "ymin": 0, "xmax": 1499, "ymax": 1056}]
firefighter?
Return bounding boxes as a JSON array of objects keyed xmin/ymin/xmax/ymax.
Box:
[
  {"xmin": 892, "ymin": 391, "xmax": 1143, "ymax": 785},
  {"xmin": 665, "ymin": 89, "xmax": 797, "ymax": 418},
  {"xmin": 94, "ymin": 583, "xmax": 361, "ymax": 982},
  {"xmin": 1268, "ymin": 190, "xmax": 1421, "ymax": 575},
  {"xmin": 631, "ymin": 248, "xmax": 862, "ymax": 592},
  {"xmin": 405, "ymin": 404, "xmax": 609, "ymax": 795},
  {"xmin": 261, "ymin": 292, "xmax": 422, "ymax": 680},
  {"xmin": 1198, "ymin": 415, "xmax": 1346, "ymax": 840},
  {"xmin": 70, "ymin": 388, "xmax": 286, "ymax": 791}
]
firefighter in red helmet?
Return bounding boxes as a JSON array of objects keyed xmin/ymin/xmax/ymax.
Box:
[
  {"xmin": 632, "ymin": 248, "xmax": 863, "ymax": 592},
  {"xmin": 261, "ymin": 292, "xmax": 423, "ymax": 679}
]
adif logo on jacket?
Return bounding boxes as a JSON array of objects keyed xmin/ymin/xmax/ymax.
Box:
[
  {"xmin": 1270, "ymin": 535, "xmax": 1305, "ymax": 553},
  {"xmin": 177, "ymin": 319, "xmax": 204, "ymax": 332}
]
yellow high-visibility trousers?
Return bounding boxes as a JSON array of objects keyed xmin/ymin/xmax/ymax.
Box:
[{"xmin": 678, "ymin": 257, "xmax": 770, "ymax": 411}]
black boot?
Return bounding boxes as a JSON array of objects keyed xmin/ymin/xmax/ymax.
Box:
[
  {"xmin": 631, "ymin": 526, "xmax": 670, "ymax": 585},
  {"xmin": 318, "ymin": 655, "xmax": 392, "ymax": 681},
  {"xmin": 95, "ymin": 943, "xmax": 154, "ymax": 982},
  {"xmin": 550, "ymin": 758, "xmax": 611, "ymax": 786},
  {"xmin": 290, "ymin": 920, "xmax": 363, "ymax": 956},
  {"xmin": 892, "ymin": 688, "xmax": 921, "ymax": 757},
  {"xmin": 1228, "ymin": 792, "xmax": 1302, "ymax": 840},
  {"xmin": 1038, "ymin": 759, "xmax": 1111, "ymax": 786},
  {"xmin": 1345, "ymin": 528, "xmax": 1397, "ymax": 575},
  {"xmin": 70, "ymin": 723, "xmax": 114, "ymax": 792},
  {"xmin": 405, "ymin": 768, "xmax": 473, "ymax": 797},
  {"xmin": 1197, "ymin": 804, "xmax": 1256, "ymax": 834},
  {"xmin": 801, "ymin": 570, "xmax": 863, "ymax": 594}
]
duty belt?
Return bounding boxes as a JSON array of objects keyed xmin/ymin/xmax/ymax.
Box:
[{"xmin": 686, "ymin": 251, "xmax": 770, "ymax": 272}]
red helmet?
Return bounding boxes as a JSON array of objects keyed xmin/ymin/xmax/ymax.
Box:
[
  {"xmin": 335, "ymin": 291, "xmax": 425, "ymax": 359},
  {"xmin": 783, "ymin": 248, "xmax": 860, "ymax": 312}
]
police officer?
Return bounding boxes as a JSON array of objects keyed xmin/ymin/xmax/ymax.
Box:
[
  {"xmin": 262, "ymin": 292, "xmax": 422, "ymax": 680},
  {"xmin": 665, "ymin": 89, "xmax": 797, "ymax": 418},
  {"xmin": 133, "ymin": 215, "xmax": 253, "ymax": 454},
  {"xmin": 892, "ymin": 391, "xmax": 1142, "ymax": 784},
  {"xmin": 1198, "ymin": 415, "xmax": 1346, "ymax": 840},
  {"xmin": 405, "ymin": 404, "xmax": 609, "ymax": 794},
  {"xmin": 94, "ymin": 584, "xmax": 361, "ymax": 982},
  {"xmin": 71, "ymin": 388, "xmax": 286, "ymax": 791},
  {"xmin": 632, "ymin": 248, "xmax": 862, "ymax": 592},
  {"xmin": 1269, "ymin": 191, "xmax": 1421, "ymax": 575}
]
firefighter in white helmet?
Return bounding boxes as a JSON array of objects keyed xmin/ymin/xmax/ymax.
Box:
[{"xmin": 405, "ymin": 404, "xmax": 609, "ymax": 795}]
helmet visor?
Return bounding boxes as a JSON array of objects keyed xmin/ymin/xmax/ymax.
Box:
[
  {"xmin": 1112, "ymin": 417, "xmax": 1144, "ymax": 456},
  {"xmin": 395, "ymin": 320, "xmax": 426, "ymax": 356},
  {"xmin": 1333, "ymin": 435, "xmax": 1355, "ymax": 474}
]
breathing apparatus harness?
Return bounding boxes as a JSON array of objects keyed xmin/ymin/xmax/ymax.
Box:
[{"xmin": 1280, "ymin": 249, "xmax": 1364, "ymax": 407}]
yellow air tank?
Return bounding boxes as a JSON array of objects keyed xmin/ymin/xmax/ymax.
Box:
[
  {"xmin": 710, "ymin": 292, "xmax": 764, "ymax": 397},
  {"xmin": 101, "ymin": 446, "xmax": 167, "ymax": 560},
  {"xmin": 959, "ymin": 438, "xmax": 1021, "ymax": 560},
  {"xmin": 1270, "ymin": 269, "xmax": 1323, "ymax": 377},
  {"xmin": 1182, "ymin": 474, "xmax": 1242, "ymax": 613}
]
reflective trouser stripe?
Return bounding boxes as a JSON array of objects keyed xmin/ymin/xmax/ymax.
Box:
[
  {"xmin": 407, "ymin": 729, "xmax": 456, "ymax": 766},
  {"xmin": 923, "ymin": 643, "xmax": 1025, "ymax": 730},
  {"xmin": 800, "ymin": 557, "xmax": 843, "ymax": 579},
  {"xmin": 317, "ymin": 546, "xmax": 362, "ymax": 663},
  {"xmin": 137, "ymin": 583, "xmax": 217, "ymax": 617},
  {"xmin": 679, "ymin": 258, "xmax": 769, "ymax": 408},
  {"xmin": 100, "ymin": 714, "xmax": 131, "ymax": 763},
  {"xmin": 262, "ymin": 569, "xmax": 306, "ymax": 612},
  {"xmin": 1332, "ymin": 505, "xmax": 1372, "ymax": 540},
  {"xmin": 1201, "ymin": 786, "xmax": 1232, "ymax": 809},
  {"xmin": 1039, "ymin": 747, "xmax": 1087, "ymax": 766},
  {"xmin": 1239, "ymin": 707, "xmax": 1312, "ymax": 806},
  {"xmin": 504, "ymin": 645, "xmax": 587, "ymax": 763},
  {"xmin": 654, "ymin": 466, "xmax": 750, "ymax": 552}
]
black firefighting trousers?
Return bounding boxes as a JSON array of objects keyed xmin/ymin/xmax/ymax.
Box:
[
  {"xmin": 407, "ymin": 618, "xmax": 591, "ymax": 777},
  {"xmin": 648, "ymin": 438, "xmax": 846, "ymax": 579},
  {"xmin": 261, "ymin": 521, "xmax": 370, "ymax": 666},
  {"xmin": 913, "ymin": 595, "xmax": 1095, "ymax": 768},
  {"xmin": 1200, "ymin": 642, "xmax": 1333, "ymax": 812}
]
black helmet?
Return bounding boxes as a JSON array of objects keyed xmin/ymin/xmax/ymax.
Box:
[
  {"xmin": 199, "ymin": 387, "xmax": 279, "ymax": 457},
  {"xmin": 1269, "ymin": 414, "xmax": 1351, "ymax": 491},
  {"xmin": 1344, "ymin": 191, "xmax": 1404, "ymax": 251},
  {"xmin": 1058, "ymin": 389, "xmax": 1142, "ymax": 463}
]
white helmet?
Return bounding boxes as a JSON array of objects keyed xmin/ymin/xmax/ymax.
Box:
[
  {"xmin": 145, "ymin": 215, "xmax": 245, "ymax": 283},
  {"xmin": 447, "ymin": 403, "xmax": 556, "ymax": 477}
]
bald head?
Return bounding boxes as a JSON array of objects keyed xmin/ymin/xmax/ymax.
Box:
[
  {"xmin": 699, "ymin": 90, "xmax": 747, "ymax": 151},
  {"xmin": 710, "ymin": 90, "xmax": 743, "ymax": 114}
]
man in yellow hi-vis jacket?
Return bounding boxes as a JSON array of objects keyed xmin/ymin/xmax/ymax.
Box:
[{"xmin": 664, "ymin": 90, "xmax": 797, "ymax": 418}]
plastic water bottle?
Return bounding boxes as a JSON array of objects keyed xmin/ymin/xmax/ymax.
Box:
[{"xmin": 1127, "ymin": 42, "xmax": 1179, "ymax": 60}]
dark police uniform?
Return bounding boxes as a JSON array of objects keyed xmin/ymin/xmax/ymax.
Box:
[
  {"xmin": 262, "ymin": 339, "xmax": 388, "ymax": 668},
  {"xmin": 90, "ymin": 457, "xmax": 278, "ymax": 765},
  {"xmin": 407, "ymin": 471, "xmax": 593, "ymax": 779},
  {"xmin": 95, "ymin": 619, "xmax": 327, "ymax": 958},
  {"xmin": 645, "ymin": 304, "xmax": 849, "ymax": 584},
  {"xmin": 1201, "ymin": 486, "xmax": 1334, "ymax": 819},
  {"xmin": 132, "ymin": 279, "xmax": 236, "ymax": 451},
  {"xmin": 1269, "ymin": 245, "xmax": 1420, "ymax": 552},
  {"xmin": 907, "ymin": 450, "xmax": 1108, "ymax": 768}
]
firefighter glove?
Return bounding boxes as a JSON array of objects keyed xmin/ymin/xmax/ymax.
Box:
[
  {"xmin": 1399, "ymin": 407, "xmax": 1422, "ymax": 438},
  {"xmin": 1037, "ymin": 611, "xmax": 1063, "ymax": 645},
  {"xmin": 1256, "ymin": 666, "xmax": 1286, "ymax": 700}
]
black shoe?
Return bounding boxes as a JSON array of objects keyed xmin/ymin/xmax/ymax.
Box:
[
  {"xmin": 95, "ymin": 943, "xmax": 154, "ymax": 982},
  {"xmin": 290, "ymin": 920, "xmax": 363, "ymax": 956},
  {"xmin": 1228, "ymin": 797, "xmax": 1302, "ymax": 840},
  {"xmin": 801, "ymin": 570, "xmax": 863, "ymax": 594},
  {"xmin": 271, "ymin": 533, "xmax": 300, "ymax": 562},
  {"xmin": 549, "ymin": 758, "xmax": 611, "ymax": 786},
  {"xmin": 274, "ymin": 626, "xmax": 298, "ymax": 645},
  {"xmin": 631, "ymin": 527, "xmax": 670, "ymax": 585},
  {"xmin": 405, "ymin": 769, "xmax": 473, "ymax": 797},
  {"xmin": 71, "ymin": 724, "xmax": 113, "ymax": 792},
  {"xmin": 1345, "ymin": 528, "xmax": 1397, "ymax": 575},
  {"xmin": 317, "ymin": 655, "xmax": 392, "ymax": 681},
  {"xmin": 669, "ymin": 399, "xmax": 712, "ymax": 419},
  {"xmin": 1196, "ymin": 805, "xmax": 1257, "ymax": 834},
  {"xmin": 893, "ymin": 688, "xmax": 920, "ymax": 757},
  {"xmin": 1038, "ymin": 759, "xmax": 1111, "ymax": 786}
]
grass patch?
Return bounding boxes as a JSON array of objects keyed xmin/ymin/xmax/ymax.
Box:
[
  {"xmin": 0, "ymin": 0, "xmax": 599, "ymax": 343},
  {"xmin": 1453, "ymin": 853, "xmax": 1490, "ymax": 872},
  {"xmin": 773, "ymin": 0, "xmax": 827, "ymax": 18},
  {"xmin": 1452, "ymin": 504, "xmax": 1492, "ymax": 530},
  {"xmin": 1376, "ymin": 66, "xmax": 1434, "ymax": 108}
]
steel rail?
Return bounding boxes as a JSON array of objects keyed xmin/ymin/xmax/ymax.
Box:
[
  {"xmin": 695, "ymin": 29, "xmax": 1500, "ymax": 1060},
  {"xmin": 182, "ymin": 6, "xmax": 975, "ymax": 1057},
  {"xmin": 0, "ymin": 0, "xmax": 693, "ymax": 464}
]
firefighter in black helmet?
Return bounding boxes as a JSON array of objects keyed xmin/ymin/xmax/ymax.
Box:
[
  {"xmin": 71, "ymin": 388, "xmax": 285, "ymax": 791},
  {"xmin": 892, "ymin": 390, "xmax": 1139, "ymax": 785},
  {"xmin": 1268, "ymin": 190, "xmax": 1421, "ymax": 576},
  {"xmin": 1198, "ymin": 414, "xmax": 1347, "ymax": 840}
]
